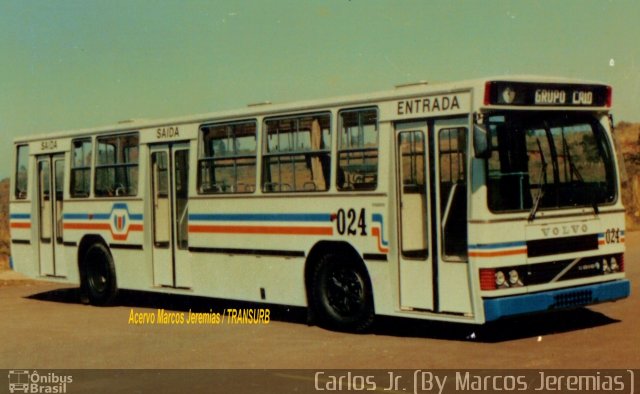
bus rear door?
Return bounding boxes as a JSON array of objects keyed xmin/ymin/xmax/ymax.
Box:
[
  {"xmin": 36, "ymin": 154, "xmax": 66, "ymax": 277},
  {"xmin": 149, "ymin": 143, "xmax": 192, "ymax": 288}
]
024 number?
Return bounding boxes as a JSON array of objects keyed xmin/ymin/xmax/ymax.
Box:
[
  {"xmin": 335, "ymin": 208, "xmax": 367, "ymax": 236},
  {"xmin": 605, "ymin": 228, "xmax": 621, "ymax": 244}
]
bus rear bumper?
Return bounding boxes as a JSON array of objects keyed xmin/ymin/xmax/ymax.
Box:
[{"xmin": 483, "ymin": 280, "xmax": 630, "ymax": 322}]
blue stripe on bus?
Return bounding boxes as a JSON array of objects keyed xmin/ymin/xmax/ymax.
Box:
[
  {"xmin": 469, "ymin": 241, "xmax": 527, "ymax": 250},
  {"xmin": 61, "ymin": 203, "xmax": 142, "ymax": 221},
  {"xmin": 10, "ymin": 213, "xmax": 31, "ymax": 219},
  {"xmin": 63, "ymin": 212, "xmax": 142, "ymax": 221},
  {"xmin": 371, "ymin": 213, "xmax": 389, "ymax": 247},
  {"xmin": 188, "ymin": 213, "xmax": 332, "ymax": 222},
  {"xmin": 598, "ymin": 231, "xmax": 625, "ymax": 237}
]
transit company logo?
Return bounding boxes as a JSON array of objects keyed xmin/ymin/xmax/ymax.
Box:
[
  {"xmin": 8, "ymin": 370, "xmax": 73, "ymax": 393},
  {"xmin": 110, "ymin": 206, "xmax": 130, "ymax": 237}
]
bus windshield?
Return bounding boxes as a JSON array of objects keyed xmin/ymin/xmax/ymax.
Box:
[{"xmin": 485, "ymin": 112, "xmax": 616, "ymax": 214}]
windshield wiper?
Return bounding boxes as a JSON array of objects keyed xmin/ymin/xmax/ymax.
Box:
[
  {"xmin": 528, "ymin": 138, "xmax": 548, "ymax": 222},
  {"xmin": 561, "ymin": 130, "xmax": 599, "ymax": 215}
]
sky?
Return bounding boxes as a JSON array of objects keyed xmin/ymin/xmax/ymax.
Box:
[{"xmin": 1, "ymin": 0, "xmax": 639, "ymax": 179}]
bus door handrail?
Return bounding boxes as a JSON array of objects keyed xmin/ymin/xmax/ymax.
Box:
[{"xmin": 441, "ymin": 182, "xmax": 458, "ymax": 233}]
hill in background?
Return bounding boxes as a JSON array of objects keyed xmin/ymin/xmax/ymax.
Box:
[
  {"xmin": 0, "ymin": 123, "xmax": 638, "ymax": 269},
  {"xmin": 615, "ymin": 122, "xmax": 640, "ymax": 229}
]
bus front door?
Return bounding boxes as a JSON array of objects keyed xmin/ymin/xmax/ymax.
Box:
[
  {"xmin": 433, "ymin": 117, "xmax": 471, "ymax": 314},
  {"xmin": 149, "ymin": 143, "xmax": 192, "ymax": 289},
  {"xmin": 396, "ymin": 122, "xmax": 433, "ymax": 310},
  {"xmin": 36, "ymin": 154, "xmax": 66, "ymax": 277},
  {"xmin": 396, "ymin": 118, "xmax": 473, "ymax": 315}
]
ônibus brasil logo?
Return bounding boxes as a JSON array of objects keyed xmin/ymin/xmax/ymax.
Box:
[{"xmin": 8, "ymin": 370, "xmax": 73, "ymax": 393}]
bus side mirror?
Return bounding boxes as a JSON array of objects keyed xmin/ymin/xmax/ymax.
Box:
[{"xmin": 473, "ymin": 124, "xmax": 491, "ymax": 159}]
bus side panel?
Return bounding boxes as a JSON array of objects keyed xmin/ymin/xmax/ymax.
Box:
[
  {"xmin": 110, "ymin": 247, "xmax": 153, "ymax": 290},
  {"xmin": 62, "ymin": 199, "xmax": 148, "ymax": 290},
  {"xmin": 9, "ymin": 203, "xmax": 39, "ymax": 279},
  {"xmin": 364, "ymin": 256, "xmax": 396, "ymax": 316},
  {"xmin": 187, "ymin": 194, "xmax": 393, "ymax": 307},
  {"xmin": 190, "ymin": 253, "xmax": 307, "ymax": 306}
]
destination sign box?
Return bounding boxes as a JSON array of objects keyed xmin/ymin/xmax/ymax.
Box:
[{"xmin": 485, "ymin": 81, "xmax": 611, "ymax": 107}]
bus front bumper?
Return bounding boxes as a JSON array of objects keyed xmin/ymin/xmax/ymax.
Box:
[{"xmin": 483, "ymin": 279, "xmax": 630, "ymax": 322}]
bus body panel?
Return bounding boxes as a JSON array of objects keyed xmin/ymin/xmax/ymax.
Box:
[{"xmin": 9, "ymin": 201, "xmax": 39, "ymax": 279}]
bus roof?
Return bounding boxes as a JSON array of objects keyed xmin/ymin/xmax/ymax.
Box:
[{"xmin": 13, "ymin": 75, "xmax": 608, "ymax": 144}]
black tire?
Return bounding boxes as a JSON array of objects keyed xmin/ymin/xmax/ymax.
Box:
[
  {"xmin": 81, "ymin": 243, "xmax": 118, "ymax": 306},
  {"xmin": 310, "ymin": 252, "xmax": 374, "ymax": 332}
]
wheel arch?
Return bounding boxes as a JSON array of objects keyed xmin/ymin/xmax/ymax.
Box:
[
  {"xmin": 77, "ymin": 234, "xmax": 114, "ymax": 304},
  {"xmin": 304, "ymin": 240, "xmax": 374, "ymax": 310},
  {"xmin": 77, "ymin": 234, "xmax": 110, "ymax": 274}
]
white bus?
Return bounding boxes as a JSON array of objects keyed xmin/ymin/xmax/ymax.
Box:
[{"xmin": 9, "ymin": 76, "xmax": 630, "ymax": 331}]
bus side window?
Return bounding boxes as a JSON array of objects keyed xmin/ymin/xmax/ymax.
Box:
[
  {"xmin": 95, "ymin": 133, "xmax": 139, "ymax": 197},
  {"xmin": 70, "ymin": 138, "xmax": 92, "ymax": 198},
  {"xmin": 262, "ymin": 114, "xmax": 331, "ymax": 193},
  {"xmin": 14, "ymin": 144, "xmax": 29, "ymax": 199},
  {"xmin": 337, "ymin": 108, "xmax": 378, "ymax": 191},
  {"xmin": 198, "ymin": 121, "xmax": 257, "ymax": 194}
]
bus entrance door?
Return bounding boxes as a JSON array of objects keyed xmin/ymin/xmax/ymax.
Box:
[
  {"xmin": 36, "ymin": 154, "xmax": 66, "ymax": 277},
  {"xmin": 150, "ymin": 143, "xmax": 192, "ymax": 289},
  {"xmin": 396, "ymin": 122, "xmax": 433, "ymax": 311},
  {"xmin": 433, "ymin": 117, "xmax": 472, "ymax": 315}
]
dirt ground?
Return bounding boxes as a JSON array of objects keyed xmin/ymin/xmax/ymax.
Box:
[{"xmin": 0, "ymin": 233, "xmax": 638, "ymax": 371}]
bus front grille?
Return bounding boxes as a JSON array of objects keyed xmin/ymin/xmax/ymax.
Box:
[
  {"xmin": 527, "ymin": 234, "xmax": 599, "ymax": 258},
  {"xmin": 551, "ymin": 290, "xmax": 593, "ymax": 309}
]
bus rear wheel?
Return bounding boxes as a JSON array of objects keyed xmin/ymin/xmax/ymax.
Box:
[
  {"xmin": 82, "ymin": 243, "xmax": 118, "ymax": 306},
  {"xmin": 310, "ymin": 253, "xmax": 374, "ymax": 332}
]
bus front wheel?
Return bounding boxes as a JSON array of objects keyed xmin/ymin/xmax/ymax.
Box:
[
  {"xmin": 81, "ymin": 243, "xmax": 118, "ymax": 306},
  {"xmin": 310, "ymin": 253, "xmax": 374, "ymax": 332}
]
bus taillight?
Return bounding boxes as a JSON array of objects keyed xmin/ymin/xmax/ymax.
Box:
[
  {"xmin": 479, "ymin": 268, "xmax": 496, "ymax": 291},
  {"xmin": 606, "ymin": 85, "xmax": 613, "ymax": 107},
  {"xmin": 483, "ymin": 82, "xmax": 492, "ymax": 105}
]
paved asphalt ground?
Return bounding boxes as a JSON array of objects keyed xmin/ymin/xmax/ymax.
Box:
[{"xmin": 0, "ymin": 232, "xmax": 637, "ymax": 372}]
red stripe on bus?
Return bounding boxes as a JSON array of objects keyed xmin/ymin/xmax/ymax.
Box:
[
  {"xmin": 468, "ymin": 248, "xmax": 527, "ymax": 257},
  {"xmin": 10, "ymin": 222, "xmax": 31, "ymax": 229},
  {"xmin": 189, "ymin": 224, "xmax": 333, "ymax": 236},
  {"xmin": 372, "ymin": 227, "xmax": 389, "ymax": 253},
  {"xmin": 598, "ymin": 238, "xmax": 625, "ymax": 245},
  {"xmin": 64, "ymin": 223, "xmax": 111, "ymax": 230},
  {"xmin": 63, "ymin": 222, "xmax": 143, "ymax": 231}
]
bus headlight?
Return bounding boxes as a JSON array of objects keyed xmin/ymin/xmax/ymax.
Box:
[
  {"xmin": 495, "ymin": 271, "xmax": 509, "ymax": 288},
  {"xmin": 508, "ymin": 270, "xmax": 523, "ymax": 287},
  {"xmin": 602, "ymin": 258, "xmax": 611, "ymax": 274},
  {"xmin": 610, "ymin": 256, "xmax": 620, "ymax": 273}
]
